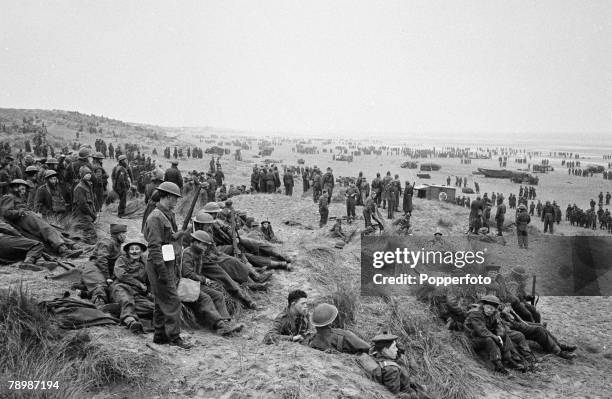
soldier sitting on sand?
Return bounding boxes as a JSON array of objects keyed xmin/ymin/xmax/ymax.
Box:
[
  {"xmin": 307, "ymin": 303, "xmax": 370, "ymax": 354},
  {"xmin": 264, "ymin": 289, "xmax": 313, "ymax": 344},
  {"xmin": 368, "ymin": 333, "xmax": 433, "ymax": 398}
]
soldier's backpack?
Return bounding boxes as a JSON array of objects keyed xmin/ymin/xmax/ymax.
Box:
[{"xmin": 355, "ymin": 353, "xmax": 400, "ymax": 383}]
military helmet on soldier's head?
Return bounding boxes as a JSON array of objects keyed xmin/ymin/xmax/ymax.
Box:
[
  {"xmin": 44, "ymin": 170, "xmax": 58, "ymax": 179},
  {"xmin": 191, "ymin": 230, "xmax": 214, "ymax": 245},
  {"xmin": 479, "ymin": 295, "xmax": 501, "ymax": 307},
  {"xmin": 203, "ymin": 202, "xmax": 221, "ymax": 213},
  {"xmin": 92, "ymin": 152, "xmax": 104, "ymax": 159},
  {"xmin": 311, "ymin": 303, "xmax": 338, "ymax": 327},
  {"xmin": 25, "ymin": 166, "xmax": 38, "ymax": 174},
  {"xmin": 118, "ymin": 155, "xmax": 127, "ymax": 162},
  {"xmin": 192, "ymin": 210, "xmax": 215, "ymax": 224},
  {"xmin": 78, "ymin": 148, "xmax": 90, "ymax": 159},
  {"xmin": 157, "ymin": 181, "xmax": 182, "ymax": 197}
]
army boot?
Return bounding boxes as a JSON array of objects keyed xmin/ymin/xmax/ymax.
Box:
[{"xmin": 215, "ymin": 320, "xmax": 245, "ymax": 336}]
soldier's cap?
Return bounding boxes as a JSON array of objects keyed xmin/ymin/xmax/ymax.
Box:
[
  {"xmin": 122, "ymin": 237, "xmax": 147, "ymax": 253},
  {"xmin": 372, "ymin": 333, "xmax": 398, "ymax": 345},
  {"xmin": 118, "ymin": 155, "xmax": 127, "ymax": 162},
  {"xmin": 518, "ymin": 204, "xmax": 527, "ymax": 210},
  {"xmin": 225, "ymin": 200, "xmax": 233, "ymax": 207},
  {"xmin": 25, "ymin": 166, "xmax": 38, "ymax": 173},
  {"xmin": 171, "ymin": 160, "xmax": 179, "ymax": 165},
  {"xmin": 110, "ymin": 224, "xmax": 128, "ymax": 234},
  {"xmin": 92, "ymin": 152, "xmax": 104, "ymax": 159},
  {"xmin": 24, "ymin": 154, "xmax": 34, "ymax": 162},
  {"xmin": 260, "ymin": 219, "xmax": 270, "ymax": 225},
  {"xmin": 9, "ymin": 179, "xmax": 28, "ymax": 186},
  {"xmin": 479, "ymin": 295, "xmax": 501, "ymax": 306},
  {"xmin": 434, "ymin": 228, "xmax": 443, "ymax": 236}
]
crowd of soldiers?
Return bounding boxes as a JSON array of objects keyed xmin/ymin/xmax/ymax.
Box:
[{"xmin": 162, "ymin": 146, "xmax": 207, "ymax": 159}]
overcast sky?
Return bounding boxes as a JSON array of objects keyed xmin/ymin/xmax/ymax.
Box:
[{"xmin": 1, "ymin": 1, "xmax": 611, "ymax": 138}]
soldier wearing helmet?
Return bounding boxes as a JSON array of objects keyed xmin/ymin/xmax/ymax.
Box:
[
  {"xmin": 143, "ymin": 181, "xmax": 193, "ymax": 349},
  {"xmin": 179, "ymin": 230, "xmax": 248, "ymax": 335},
  {"xmin": 307, "ymin": 303, "xmax": 369, "ymax": 354},
  {"xmin": 109, "ymin": 235, "xmax": 152, "ymax": 334},
  {"xmin": 516, "ymin": 204, "xmax": 531, "ymax": 249},
  {"xmin": 464, "ymin": 295, "xmax": 526, "ymax": 374},
  {"xmin": 35, "ymin": 169, "xmax": 67, "ymax": 219}
]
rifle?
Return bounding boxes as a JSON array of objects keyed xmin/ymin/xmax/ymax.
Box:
[
  {"xmin": 530, "ymin": 275, "xmax": 537, "ymax": 307},
  {"xmin": 229, "ymin": 207, "xmax": 248, "ymax": 263},
  {"xmin": 181, "ymin": 185, "xmax": 201, "ymax": 232}
]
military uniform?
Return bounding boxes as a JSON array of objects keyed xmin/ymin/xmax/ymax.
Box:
[
  {"xmin": 307, "ymin": 326, "xmax": 370, "ymax": 354},
  {"xmin": 345, "ymin": 186, "xmax": 359, "ymax": 221},
  {"xmin": 319, "ymin": 194, "xmax": 329, "ymax": 227},
  {"xmin": 283, "ymin": 173, "xmax": 294, "ymax": 196},
  {"xmin": 112, "ymin": 162, "xmax": 132, "ymax": 217},
  {"xmin": 73, "ymin": 180, "xmax": 97, "ymax": 244},
  {"xmin": 516, "ymin": 210, "xmax": 531, "ymax": 249},
  {"xmin": 164, "ymin": 166, "xmax": 183, "ymax": 191},
  {"xmin": 35, "ymin": 182, "xmax": 68, "ymax": 219},
  {"xmin": 110, "ymin": 254, "xmax": 154, "ymax": 323},
  {"xmin": 264, "ymin": 307, "xmax": 313, "ymax": 344},
  {"xmin": 541, "ymin": 203, "xmax": 555, "ymax": 233},
  {"xmin": 180, "ymin": 248, "xmax": 233, "ymax": 327},
  {"xmin": 0, "ymin": 221, "xmax": 44, "ymax": 264},
  {"xmin": 84, "ymin": 233, "xmax": 123, "ymax": 303},
  {"xmin": 181, "ymin": 246, "xmax": 255, "ymax": 308},
  {"xmin": 0, "ymin": 193, "xmax": 68, "ymax": 253},
  {"xmin": 144, "ymin": 204, "xmax": 182, "ymax": 342}
]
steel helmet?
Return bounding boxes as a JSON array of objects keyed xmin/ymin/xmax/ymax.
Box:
[
  {"xmin": 92, "ymin": 152, "xmax": 104, "ymax": 159},
  {"xmin": 192, "ymin": 210, "xmax": 215, "ymax": 224},
  {"xmin": 118, "ymin": 155, "xmax": 127, "ymax": 162},
  {"xmin": 44, "ymin": 170, "xmax": 58, "ymax": 179},
  {"xmin": 311, "ymin": 303, "xmax": 338, "ymax": 327},
  {"xmin": 25, "ymin": 166, "xmax": 38, "ymax": 173},
  {"xmin": 10, "ymin": 179, "xmax": 28, "ymax": 186},
  {"xmin": 479, "ymin": 295, "xmax": 501, "ymax": 306},
  {"xmin": 203, "ymin": 202, "xmax": 221, "ymax": 213},
  {"xmin": 191, "ymin": 230, "xmax": 213, "ymax": 245},
  {"xmin": 45, "ymin": 158, "xmax": 58, "ymax": 164},
  {"xmin": 156, "ymin": 181, "xmax": 182, "ymax": 197},
  {"xmin": 122, "ymin": 236, "xmax": 148, "ymax": 253},
  {"xmin": 78, "ymin": 148, "xmax": 90, "ymax": 159},
  {"xmin": 24, "ymin": 154, "xmax": 34, "ymax": 162},
  {"xmin": 79, "ymin": 166, "xmax": 92, "ymax": 178}
]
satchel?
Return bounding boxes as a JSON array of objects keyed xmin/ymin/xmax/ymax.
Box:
[
  {"xmin": 177, "ymin": 277, "xmax": 200, "ymax": 302},
  {"xmin": 177, "ymin": 248, "xmax": 200, "ymax": 302}
]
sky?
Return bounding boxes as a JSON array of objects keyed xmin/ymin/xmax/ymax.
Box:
[{"xmin": 1, "ymin": 0, "xmax": 611, "ymax": 139}]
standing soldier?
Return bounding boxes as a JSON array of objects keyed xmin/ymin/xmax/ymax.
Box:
[
  {"xmin": 345, "ymin": 182, "xmax": 359, "ymax": 222},
  {"xmin": 312, "ymin": 169, "xmax": 322, "ymax": 202},
  {"xmin": 371, "ymin": 173, "xmax": 383, "ymax": 207},
  {"xmin": 72, "ymin": 167, "xmax": 97, "ymax": 245},
  {"xmin": 112, "ymin": 155, "xmax": 132, "ymax": 218},
  {"xmin": 541, "ymin": 201, "xmax": 555, "ymax": 234},
  {"xmin": 91, "ymin": 152, "xmax": 108, "ymax": 212},
  {"xmin": 322, "ymin": 167, "xmax": 335, "ymax": 202},
  {"xmin": 381, "ymin": 172, "xmax": 392, "ymax": 210},
  {"xmin": 283, "ymin": 170, "xmax": 294, "ymax": 196},
  {"xmin": 215, "ymin": 165, "xmax": 225, "ymax": 187},
  {"xmin": 164, "ymin": 160, "xmax": 183, "ymax": 193},
  {"xmin": 516, "ymin": 204, "xmax": 531, "ymax": 249},
  {"xmin": 403, "ymin": 181, "xmax": 413, "ymax": 216},
  {"xmin": 386, "ymin": 178, "xmax": 397, "ymax": 219},
  {"xmin": 143, "ymin": 181, "xmax": 192, "ymax": 349},
  {"xmin": 319, "ymin": 189, "xmax": 329, "ymax": 227},
  {"xmin": 356, "ymin": 171, "xmax": 364, "ymax": 206},
  {"xmin": 393, "ymin": 174, "xmax": 402, "ymax": 212},
  {"xmin": 495, "ymin": 197, "xmax": 506, "ymax": 236},
  {"xmin": 536, "ymin": 200, "xmax": 543, "ymax": 217},
  {"xmin": 529, "ymin": 201, "xmax": 535, "ymax": 216},
  {"xmin": 606, "ymin": 192, "xmax": 611, "ymax": 205}
]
